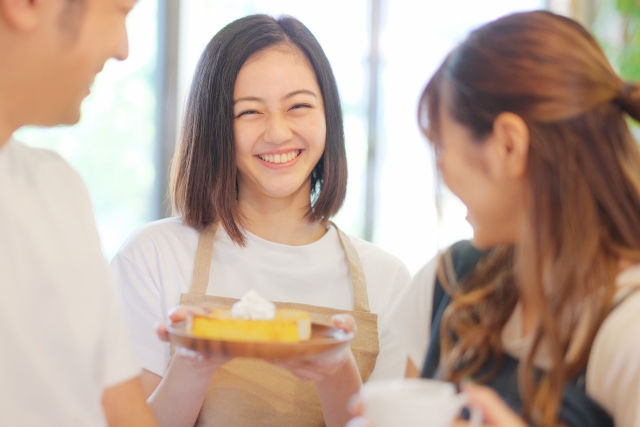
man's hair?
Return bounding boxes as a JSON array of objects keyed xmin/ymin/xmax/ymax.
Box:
[{"xmin": 58, "ymin": 0, "xmax": 85, "ymax": 35}]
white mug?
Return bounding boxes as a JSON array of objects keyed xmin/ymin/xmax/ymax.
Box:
[{"xmin": 361, "ymin": 378, "xmax": 482, "ymax": 427}]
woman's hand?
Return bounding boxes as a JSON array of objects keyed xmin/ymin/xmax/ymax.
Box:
[
  {"xmin": 345, "ymin": 384, "xmax": 527, "ymax": 427},
  {"xmin": 156, "ymin": 305, "xmax": 231, "ymax": 372},
  {"xmin": 274, "ymin": 314, "xmax": 357, "ymax": 382},
  {"xmin": 345, "ymin": 392, "xmax": 372, "ymax": 427},
  {"xmin": 156, "ymin": 305, "xmax": 206, "ymax": 343},
  {"xmin": 451, "ymin": 385, "xmax": 526, "ymax": 427}
]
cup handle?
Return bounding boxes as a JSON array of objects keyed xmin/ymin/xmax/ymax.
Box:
[
  {"xmin": 467, "ymin": 404, "xmax": 483, "ymax": 426},
  {"xmin": 454, "ymin": 394, "xmax": 483, "ymax": 426}
]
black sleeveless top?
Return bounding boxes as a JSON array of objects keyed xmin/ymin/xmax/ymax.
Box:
[{"xmin": 420, "ymin": 241, "xmax": 614, "ymax": 427}]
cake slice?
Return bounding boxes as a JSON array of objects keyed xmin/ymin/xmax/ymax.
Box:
[{"xmin": 190, "ymin": 291, "xmax": 311, "ymax": 343}]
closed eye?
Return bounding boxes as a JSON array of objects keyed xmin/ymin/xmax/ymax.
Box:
[
  {"xmin": 290, "ymin": 103, "xmax": 312, "ymax": 111},
  {"xmin": 235, "ymin": 110, "xmax": 261, "ymax": 118}
]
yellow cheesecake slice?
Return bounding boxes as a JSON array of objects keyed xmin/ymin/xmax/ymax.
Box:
[{"xmin": 191, "ymin": 308, "xmax": 311, "ymax": 343}]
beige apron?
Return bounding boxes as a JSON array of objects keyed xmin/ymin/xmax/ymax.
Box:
[{"xmin": 172, "ymin": 222, "xmax": 380, "ymax": 427}]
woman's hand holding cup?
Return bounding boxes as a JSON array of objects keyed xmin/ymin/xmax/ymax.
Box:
[{"xmin": 451, "ymin": 385, "xmax": 526, "ymax": 427}]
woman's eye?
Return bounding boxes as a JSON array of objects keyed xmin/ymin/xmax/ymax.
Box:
[
  {"xmin": 290, "ymin": 103, "xmax": 311, "ymax": 111},
  {"xmin": 235, "ymin": 110, "xmax": 260, "ymax": 118}
]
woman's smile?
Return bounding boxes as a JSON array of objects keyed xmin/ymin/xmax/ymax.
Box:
[
  {"xmin": 257, "ymin": 149, "xmax": 303, "ymax": 167},
  {"xmin": 233, "ymin": 46, "xmax": 326, "ymax": 200}
]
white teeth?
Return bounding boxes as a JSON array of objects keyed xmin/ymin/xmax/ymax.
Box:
[{"xmin": 259, "ymin": 150, "xmax": 300, "ymax": 164}]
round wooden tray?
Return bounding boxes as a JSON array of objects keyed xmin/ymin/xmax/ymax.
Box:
[{"xmin": 167, "ymin": 321, "xmax": 354, "ymax": 360}]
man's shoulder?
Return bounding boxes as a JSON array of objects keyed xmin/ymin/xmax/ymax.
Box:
[
  {"xmin": 8, "ymin": 139, "xmax": 67, "ymax": 166},
  {"xmin": 5, "ymin": 139, "xmax": 82, "ymax": 185}
]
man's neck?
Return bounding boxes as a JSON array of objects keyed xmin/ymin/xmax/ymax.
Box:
[
  {"xmin": 0, "ymin": 119, "xmax": 14, "ymax": 149},
  {"xmin": 0, "ymin": 90, "xmax": 18, "ymax": 149}
]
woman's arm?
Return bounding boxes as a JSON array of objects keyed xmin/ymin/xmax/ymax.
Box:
[
  {"xmin": 276, "ymin": 315, "xmax": 362, "ymax": 427},
  {"xmin": 144, "ymin": 306, "xmax": 231, "ymax": 427},
  {"xmin": 405, "ymin": 357, "xmax": 420, "ymax": 378},
  {"xmin": 144, "ymin": 354, "xmax": 222, "ymax": 427},
  {"xmin": 102, "ymin": 376, "xmax": 159, "ymax": 427},
  {"xmin": 316, "ymin": 351, "xmax": 362, "ymax": 427}
]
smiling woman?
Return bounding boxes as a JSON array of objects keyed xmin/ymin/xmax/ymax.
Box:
[
  {"xmin": 233, "ymin": 47, "xmax": 327, "ymax": 213},
  {"xmin": 171, "ymin": 16, "xmax": 347, "ymax": 246},
  {"xmin": 109, "ymin": 14, "xmax": 410, "ymax": 427}
]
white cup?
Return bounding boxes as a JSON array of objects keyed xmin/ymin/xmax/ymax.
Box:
[{"xmin": 361, "ymin": 379, "xmax": 481, "ymax": 427}]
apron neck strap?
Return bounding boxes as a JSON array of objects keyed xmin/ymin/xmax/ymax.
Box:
[
  {"xmin": 190, "ymin": 223, "xmax": 217, "ymax": 295},
  {"xmin": 329, "ymin": 221, "xmax": 370, "ymax": 313},
  {"xmin": 189, "ymin": 221, "xmax": 372, "ymax": 312}
]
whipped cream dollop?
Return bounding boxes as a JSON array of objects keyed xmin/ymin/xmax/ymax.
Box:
[{"xmin": 230, "ymin": 290, "xmax": 276, "ymax": 320}]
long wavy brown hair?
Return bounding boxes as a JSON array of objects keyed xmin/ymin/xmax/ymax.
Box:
[{"xmin": 419, "ymin": 11, "xmax": 640, "ymax": 426}]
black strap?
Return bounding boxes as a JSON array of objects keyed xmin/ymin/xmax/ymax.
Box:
[{"xmin": 421, "ymin": 240, "xmax": 614, "ymax": 427}]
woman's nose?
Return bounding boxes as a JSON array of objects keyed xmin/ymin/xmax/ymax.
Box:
[{"xmin": 263, "ymin": 114, "xmax": 293, "ymax": 145}]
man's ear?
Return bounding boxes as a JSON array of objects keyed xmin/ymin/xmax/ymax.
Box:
[
  {"xmin": 0, "ymin": 0, "xmax": 42, "ymax": 31},
  {"xmin": 491, "ymin": 112, "xmax": 530, "ymax": 178}
]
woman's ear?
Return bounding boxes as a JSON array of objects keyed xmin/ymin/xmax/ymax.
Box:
[
  {"xmin": 490, "ymin": 112, "xmax": 529, "ymax": 178},
  {"xmin": 0, "ymin": 0, "xmax": 42, "ymax": 31}
]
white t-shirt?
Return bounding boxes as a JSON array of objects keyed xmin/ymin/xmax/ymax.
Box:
[
  {"xmin": 0, "ymin": 139, "xmax": 140, "ymax": 426},
  {"xmin": 110, "ymin": 217, "xmax": 411, "ymax": 380},
  {"xmin": 383, "ymin": 251, "xmax": 640, "ymax": 427}
]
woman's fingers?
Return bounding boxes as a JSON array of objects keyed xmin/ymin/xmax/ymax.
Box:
[
  {"xmin": 332, "ymin": 314, "xmax": 357, "ymax": 334},
  {"xmin": 459, "ymin": 385, "xmax": 527, "ymax": 427},
  {"xmin": 347, "ymin": 392, "xmax": 363, "ymax": 417},
  {"xmin": 156, "ymin": 305, "xmax": 209, "ymax": 343},
  {"xmin": 156, "ymin": 322, "xmax": 170, "ymax": 342},
  {"xmin": 345, "ymin": 416, "xmax": 372, "ymax": 427},
  {"xmin": 273, "ymin": 348, "xmax": 352, "ymax": 381},
  {"xmin": 168, "ymin": 305, "xmax": 207, "ymax": 322}
]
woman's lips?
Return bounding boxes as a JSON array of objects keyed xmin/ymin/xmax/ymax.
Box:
[{"xmin": 257, "ymin": 149, "xmax": 302, "ymax": 165}]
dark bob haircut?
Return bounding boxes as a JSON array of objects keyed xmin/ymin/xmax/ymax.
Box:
[{"xmin": 171, "ymin": 14, "xmax": 347, "ymax": 245}]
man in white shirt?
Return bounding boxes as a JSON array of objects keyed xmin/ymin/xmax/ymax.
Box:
[{"xmin": 0, "ymin": 0, "xmax": 158, "ymax": 426}]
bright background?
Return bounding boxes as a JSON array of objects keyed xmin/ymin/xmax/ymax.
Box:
[{"xmin": 15, "ymin": 0, "xmax": 635, "ymax": 274}]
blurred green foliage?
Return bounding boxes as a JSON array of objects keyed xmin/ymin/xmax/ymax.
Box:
[
  {"xmin": 592, "ymin": 0, "xmax": 640, "ymax": 135},
  {"xmin": 593, "ymin": 0, "xmax": 640, "ymax": 81},
  {"xmin": 614, "ymin": 0, "xmax": 640, "ymax": 81}
]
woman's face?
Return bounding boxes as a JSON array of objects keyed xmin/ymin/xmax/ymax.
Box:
[
  {"xmin": 233, "ymin": 46, "xmax": 326, "ymax": 202},
  {"xmin": 438, "ymin": 97, "xmax": 528, "ymax": 249}
]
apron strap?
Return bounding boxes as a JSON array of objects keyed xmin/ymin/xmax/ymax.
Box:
[
  {"xmin": 190, "ymin": 223, "xmax": 218, "ymax": 295},
  {"xmin": 329, "ymin": 221, "xmax": 371, "ymax": 313},
  {"xmin": 188, "ymin": 221, "xmax": 371, "ymax": 313}
]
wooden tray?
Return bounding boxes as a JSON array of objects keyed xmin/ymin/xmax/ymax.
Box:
[{"xmin": 167, "ymin": 321, "xmax": 354, "ymax": 360}]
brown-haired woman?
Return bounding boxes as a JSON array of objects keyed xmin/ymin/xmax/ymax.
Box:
[
  {"xmin": 352, "ymin": 10, "xmax": 640, "ymax": 427},
  {"xmin": 109, "ymin": 14, "xmax": 409, "ymax": 427}
]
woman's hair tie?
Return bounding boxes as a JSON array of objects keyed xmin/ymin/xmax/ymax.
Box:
[{"xmin": 615, "ymin": 82, "xmax": 640, "ymax": 121}]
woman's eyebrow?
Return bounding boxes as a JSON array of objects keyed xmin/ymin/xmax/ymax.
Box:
[
  {"xmin": 234, "ymin": 96, "xmax": 265, "ymax": 105},
  {"xmin": 281, "ymin": 89, "xmax": 317, "ymax": 101},
  {"xmin": 234, "ymin": 90, "xmax": 317, "ymax": 105}
]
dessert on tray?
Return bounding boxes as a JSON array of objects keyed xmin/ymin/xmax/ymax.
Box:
[{"xmin": 191, "ymin": 290, "xmax": 311, "ymax": 343}]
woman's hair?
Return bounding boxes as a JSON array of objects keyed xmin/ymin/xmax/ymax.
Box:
[
  {"xmin": 419, "ymin": 11, "xmax": 640, "ymax": 426},
  {"xmin": 171, "ymin": 14, "xmax": 347, "ymax": 245}
]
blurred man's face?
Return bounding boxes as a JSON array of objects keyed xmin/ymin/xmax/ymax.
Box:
[{"xmin": 32, "ymin": 0, "xmax": 135, "ymax": 125}]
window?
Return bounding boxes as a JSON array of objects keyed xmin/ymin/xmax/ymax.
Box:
[
  {"xmin": 178, "ymin": 1, "xmax": 543, "ymax": 273},
  {"xmin": 177, "ymin": 0, "xmax": 370, "ymax": 238},
  {"xmin": 15, "ymin": 0, "xmax": 159, "ymax": 260},
  {"xmin": 16, "ymin": 1, "xmax": 555, "ymax": 270},
  {"xmin": 374, "ymin": 0, "xmax": 542, "ymax": 272}
]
